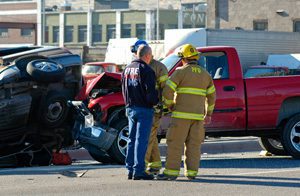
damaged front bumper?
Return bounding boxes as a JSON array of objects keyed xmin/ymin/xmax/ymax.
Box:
[{"xmin": 70, "ymin": 101, "xmax": 118, "ymax": 152}]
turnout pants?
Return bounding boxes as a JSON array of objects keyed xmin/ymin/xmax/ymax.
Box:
[
  {"xmin": 145, "ymin": 114, "xmax": 162, "ymax": 169},
  {"xmin": 163, "ymin": 118, "xmax": 205, "ymax": 177}
]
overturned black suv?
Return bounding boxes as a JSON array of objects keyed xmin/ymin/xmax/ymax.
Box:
[{"xmin": 0, "ymin": 46, "xmax": 82, "ymax": 166}]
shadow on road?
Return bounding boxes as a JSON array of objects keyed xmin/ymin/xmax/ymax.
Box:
[
  {"xmin": 200, "ymin": 157, "xmax": 300, "ymax": 169},
  {"xmin": 159, "ymin": 156, "xmax": 300, "ymax": 169},
  {"xmin": 180, "ymin": 174, "xmax": 300, "ymax": 188},
  {"xmin": 0, "ymin": 163, "xmax": 124, "ymax": 176}
]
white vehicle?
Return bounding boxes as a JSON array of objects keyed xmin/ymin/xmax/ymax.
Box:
[
  {"xmin": 164, "ymin": 28, "xmax": 300, "ymax": 70},
  {"xmin": 105, "ymin": 38, "xmax": 164, "ymax": 66}
]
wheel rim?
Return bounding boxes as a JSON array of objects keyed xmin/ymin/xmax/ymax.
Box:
[
  {"xmin": 117, "ymin": 125, "xmax": 129, "ymax": 157},
  {"xmin": 34, "ymin": 61, "xmax": 59, "ymax": 72},
  {"xmin": 267, "ymin": 138, "xmax": 283, "ymax": 150},
  {"xmin": 290, "ymin": 122, "xmax": 300, "ymax": 151},
  {"xmin": 46, "ymin": 101, "xmax": 63, "ymax": 121}
]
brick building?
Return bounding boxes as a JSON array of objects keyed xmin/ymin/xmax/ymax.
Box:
[
  {"xmin": 3, "ymin": 0, "xmax": 300, "ymax": 47},
  {"xmin": 0, "ymin": 1, "xmax": 37, "ymax": 45},
  {"xmin": 206, "ymin": 0, "xmax": 300, "ymax": 32}
]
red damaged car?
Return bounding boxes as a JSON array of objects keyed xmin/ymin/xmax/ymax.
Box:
[
  {"xmin": 76, "ymin": 46, "xmax": 300, "ymax": 164},
  {"xmin": 82, "ymin": 62, "xmax": 119, "ymax": 82}
]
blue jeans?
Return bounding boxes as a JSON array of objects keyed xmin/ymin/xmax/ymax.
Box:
[{"xmin": 126, "ymin": 106, "xmax": 154, "ymax": 176}]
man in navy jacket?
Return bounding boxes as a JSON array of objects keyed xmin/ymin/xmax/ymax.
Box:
[{"xmin": 122, "ymin": 45, "xmax": 158, "ymax": 180}]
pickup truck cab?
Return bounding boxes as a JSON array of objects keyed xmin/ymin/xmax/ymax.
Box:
[{"xmin": 78, "ymin": 46, "xmax": 300, "ymax": 163}]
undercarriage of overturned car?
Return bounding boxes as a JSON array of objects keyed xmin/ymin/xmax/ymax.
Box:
[{"xmin": 0, "ymin": 47, "xmax": 82, "ymax": 167}]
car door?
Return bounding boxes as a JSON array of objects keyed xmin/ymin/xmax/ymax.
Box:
[{"xmin": 197, "ymin": 51, "xmax": 246, "ymax": 132}]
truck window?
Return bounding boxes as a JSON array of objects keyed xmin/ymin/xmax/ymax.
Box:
[
  {"xmin": 198, "ymin": 52, "xmax": 229, "ymax": 80},
  {"xmin": 161, "ymin": 54, "xmax": 181, "ymax": 71}
]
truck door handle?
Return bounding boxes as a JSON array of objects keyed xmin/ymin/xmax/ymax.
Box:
[{"xmin": 223, "ymin": 86, "xmax": 235, "ymax": 91}]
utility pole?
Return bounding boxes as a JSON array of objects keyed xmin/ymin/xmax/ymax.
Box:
[
  {"xmin": 37, "ymin": 0, "xmax": 45, "ymax": 46},
  {"xmin": 37, "ymin": 0, "xmax": 43, "ymax": 46},
  {"xmin": 42, "ymin": 0, "xmax": 45, "ymax": 45},
  {"xmin": 156, "ymin": 0, "xmax": 159, "ymax": 40}
]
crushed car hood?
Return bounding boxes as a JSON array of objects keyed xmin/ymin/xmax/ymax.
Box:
[{"xmin": 76, "ymin": 72, "xmax": 121, "ymax": 100}]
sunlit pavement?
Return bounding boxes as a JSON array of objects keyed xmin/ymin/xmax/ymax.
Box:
[
  {"xmin": 68, "ymin": 137, "xmax": 263, "ymax": 161},
  {"xmin": 0, "ymin": 151, "xmax": 299, "ymax": 196}
]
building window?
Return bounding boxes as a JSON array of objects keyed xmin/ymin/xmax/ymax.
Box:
[
  {"xmin": 183, "ymin": 24, "xmax": 192, "ymax": 29},
  {"xmin": 106, "ymin": 24, "xmax": 116, "ymax": 42},
  {"xmin": 92, "ymin": 25, "xmax": 102, "ymax": 43},
  {"xmin": 45, "ymin": 26, "xmax": 49, "ymax": 43},
  {"xmin": 293, "ymin": 21, "xmax": 300, "ymax": 32},
  {"xmin": 136, "ymin": 24, "xmax": 145, "ymax": 40},
  {"xmin": 121, "ymin": 24, "xmax": 131, "ymax": 38},
  {"xmin": 166, "ymin": 24, "xmax": 177, "ymax": 30},
  {"xmin": 253, "ymin": 20, "xmax": 268, "ymax": 31},
  {"xmin": 65, "ymin": 26, "xmax": 74, "ymax": 43},
  {"xmin": 0, "ymin": 28, "xmax": 8, "ymax": 37},
  {"xmin": 182, "ymin": 3, "xmax": 206, "ymax": 28},
  {"xmin": 78, "ymin": 25, "xmax": 87, "ymax": 43},
  {"xmin": 53, "ymin": 26, "xmax": 59, "ymax": 43},
  {"xmin": 154, "ymin": 24, "xmax": 164, "ymax": 39},
  {"xmin": 21, "ymin": 28, "xmax": 33, "ymax": 37}
]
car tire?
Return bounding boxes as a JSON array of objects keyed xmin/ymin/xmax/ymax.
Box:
[
  {"xmin": 87, "ymin": 145, "xmax": 113, "ymax": 164},
  {"xmin": 15, "ymin": 55, "xmax": 48, "ymax": 71},
  {"xmin": 281, "ymin": 114, "xmax": 300, "ymax": 159},
  {"xmin": 259, "ymin": 136, "xmax": 288, "ymax": 156},
  {"xmin": 26, "ymin": 59, "xmax": 65, "ymax": 83},
  {"xmin": 40, "ymin": 92, "xmax": 69, "ymax": 128},
  {"xmin": 108, "ymin": 117, "xmax": 129, "ymax": 164}
]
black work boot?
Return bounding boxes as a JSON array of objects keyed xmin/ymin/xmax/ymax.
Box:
[
  {"xmin": 128, "ymin": 172, "xmax": 133, "ymax": 180},
  {"xmin": 186, "ymin": 176, "xmax": 196, "ymax": 180},
  {"xmin": 147, "ymin": 168, "xmax": 160, "ymax": 175},
  {"xmin": 133, "ymin": 172, "xmax": 154, "ymax": 180},
  {"xmin": 156, "ymin": 174, "xmax": 177, "ymax": 181}
]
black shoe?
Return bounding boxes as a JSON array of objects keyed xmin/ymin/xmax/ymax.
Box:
[
  {"xmin": 186, "ymin": 176, "xmax": 196, "ymax": 180},
  {"xmin": 147, "ymin": 168, "xmax": 160, "ymax": 175},
  {"xmin": 133, "ymin": 172, "xmax": 154, "ymax": 180},
  {"xmin": 128, "ymin": 172, "xmax": 133, "ymax": 180},
  {"xmin": 156, "ymin": 174, "xmax": 177, "ymax": 181}
]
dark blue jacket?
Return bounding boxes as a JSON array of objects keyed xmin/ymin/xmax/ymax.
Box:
[{"xmin": 122, "ymin": 59, "xmax": 158, "ymax": 108}]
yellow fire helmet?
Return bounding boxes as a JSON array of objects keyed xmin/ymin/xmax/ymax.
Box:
[{"xmin": 176, "ymin": 44, "xmax": 200, "ymax": 60}]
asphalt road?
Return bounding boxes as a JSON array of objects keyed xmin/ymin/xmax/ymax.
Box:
[
  {"xmin": 0, "ymin": 152, "xmax": 300, "ymax": 196},
  {"xmin": 1, "ymin": 137, "xmax": 300, "ymax": 196}
]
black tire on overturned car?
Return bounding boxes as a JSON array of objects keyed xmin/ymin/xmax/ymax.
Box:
[
  {"xmin": 26, "ymin": 59, "xmax": 65, "ymax": 83},
  {"xmin": 39, "ymin": 92, "xmax": 70, "ymax": 128}
]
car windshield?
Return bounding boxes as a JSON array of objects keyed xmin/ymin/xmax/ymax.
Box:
[
  {"xmin": 82, "ymin": 65, "xmax": 104, "ymax": 74},
  {"xmin": 244, "ymin": 68, "xmax": 275, "ymax": 78},
  {"xmin": 105, "ymin": 65, "xmax": 117, "ymax": 72},
  {"xmin": 161, "ymin": 54, "xmax": 181, "ymax": 71}
]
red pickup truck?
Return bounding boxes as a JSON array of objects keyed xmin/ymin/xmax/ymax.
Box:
[{"xmin": 77, "ymin": 46, "xmax": 300, "ymax": 163}]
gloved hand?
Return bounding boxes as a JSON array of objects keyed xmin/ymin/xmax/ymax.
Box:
[
  {"xmin": 154, "ymin": 102, "xmax": 163, "ymax": 114},
  {"xmin": 168, "ymin": 104, "xmax": 175, "ymax": 112}
]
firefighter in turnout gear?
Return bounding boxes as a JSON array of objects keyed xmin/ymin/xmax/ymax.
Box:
[
  {"xmin": 131, "ymin": 40, "xmax": 168, "ymax": 174},
  {"xmin": 157, "ymin": 44, "xmax": 216, "ymax": 180},
  {"xmin": 145, "ymin": 58, "xmax": 168, "ymax": 174}
]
